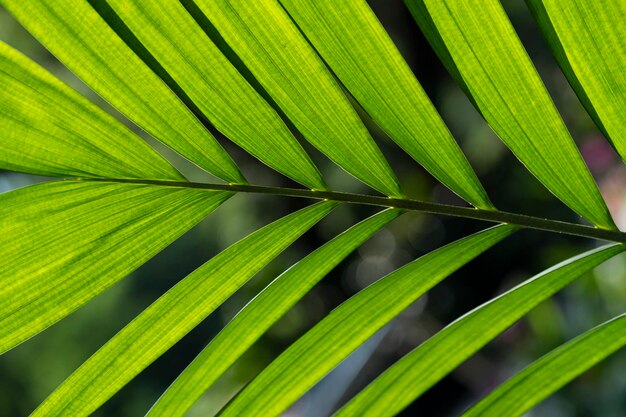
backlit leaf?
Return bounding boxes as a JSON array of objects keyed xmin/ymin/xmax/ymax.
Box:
[
  {"xmin": 30, "ymin": 201, "xmax": 335, "ymax": 417},
  {"xmin": 279, "ymin": 0, "xmax": 493, "ymax": 209},
  {"xmin": 219, "ymin": 225, "xmax": 515, "ymax": 417},
  {"xmin": 0, "ymin": 0, "xmax": 244, "ymax": 182},
  {"xmin": 406, "ymin": 0, "xmax": 615, "ymax": 229}
]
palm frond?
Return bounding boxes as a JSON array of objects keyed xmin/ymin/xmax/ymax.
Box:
[
  {"xmin": 193, "ymin": 0, "xmax": 402, "ymax": 196},
  {"xmin": 405, "ymin": 0, "xmax": 615, "ymax": 229},
  {"xmin": 219, "ymin": 225, "xmax": 515, "ymax": 417},
  {"xmin": 279, "ymin": 0, "xmax": 493, "ymax": 209},
  {"xmin": 147, "ymin": 208, "xmax": 402, "ymax": 417},
  {"xmin": 1, "ymin": 0, "xmax": 244, "ymax": 182},
  {"xmin": 30, "ymin": 202, "xmax": 335, "ymax": 417},
  {"xmin": 0, "ymin": 181, "xmax": 231, "ymax": 353},
  {"xmin": 526, "ymin": 0, "xmax": 626, "ymax": 164},
  {"xmin": 0, "ymin": 0, "xmax": 624, "ymax": 416},
  {"xmin": 334, "ymin": 243, "xmax": 625, "ymax": 417},
  {"xmin": 465, "ymin": 313, "xmax": 626, "ymax": 417}
]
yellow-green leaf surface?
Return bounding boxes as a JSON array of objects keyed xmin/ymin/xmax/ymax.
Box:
[
  {"xmin": 194, "ymin": 0, "xmax": 401, "ymax": 197},
  {"xmin": 405, "ymin": 0, "xmax": 615, "ymax": 229},
  {"xmin": 148, "ymin": 208, "xmax": 402, "ymax": 417},
  {"xmin": 220, "ymin": 225, "xmax": 516, "ymax": 417},
  {"xmin": 0, "ymin": 41, "xmax": 181, "ymax": 181},
  {"xmin": 104, "ymin": 0, "xmax": 325, "ymax": 190},
  {"xmin": 0, "ymin": 0, "xmax": 244, "ymax": 183},
  {"xmin": 31, "ymin": 202, "xmax": 335, "ymax": 417},
  {"xmin": 465, "ymin": 313, "xmax": 626, "ymax": 417},
  {"xmin": 0, "ymin": 181, "xmax": 231, "ymax": 353},
  {"xmin": 279, "ymin": 0, "xmax": 493, "ymax": 209},
  {"xmin": 335, "ymin": 243, "xmax": 624, "ymax": 417},
  {"xmin": 526, "ymin": 0, "xmax": 626, "ymax": 163}
]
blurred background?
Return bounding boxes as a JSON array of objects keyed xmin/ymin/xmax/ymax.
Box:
[{"xmin": 1, "ymin": 1, "xmax": 625, "ymax": 416}]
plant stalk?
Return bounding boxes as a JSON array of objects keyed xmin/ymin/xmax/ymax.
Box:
[{"xmin": 78, "ymin": 178, "xmax": 626, "ymax": 244}]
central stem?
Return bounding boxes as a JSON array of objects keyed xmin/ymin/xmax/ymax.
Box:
[{"xmin": 78, "ymin": 178, "xmax": 626, "ymax": 244}]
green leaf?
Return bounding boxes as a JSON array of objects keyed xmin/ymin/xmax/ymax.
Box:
[
  {"xmin": 465, "ymin": 313, "xmax": 626, "ymax": 417},
  {"xmin": 194, "ymin": 0, "xmax": 401, "ymax": 197},
  {"xmin": 0, "ymin": 181, "xmax": 231, "ymax": 353},
  {"xmin": 405, "ymin": 0, "xmax": 615, "ymax": 229},
  {"xmin": 219, "ymin": 224, "xmax": 516, "ymax": 417},
  {"xmin": 526, "ymin": 0, "xmax": 626, "ymax": 164},
  {"xmin": 103, "ymin": 0, "xmax": 325, "ymax": 190},
  {"xmin": 0, "ymin": 0, "xmax": 244, "ymax": 183},
  {"xmin": 334, "ymin": 243, "xmax": 625, "ymax": 417},
  {"xmin": 30, "ymin": 201, "xmax": 335, "ymax": 417},
  {"xmin": 0, "ymin": 41, "xmax": 181, "ymax": 181},
  {"xmin": 147, "ymin": 208, "xmax": 402, "ymax": 417},
  {"xmin": 278, "ymin": 0, "xmax": 493, "ymax": 209}
]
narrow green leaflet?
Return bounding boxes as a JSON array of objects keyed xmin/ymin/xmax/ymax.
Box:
[
  {"xmin": 194, "ymin": 0, "xmax": 401, "ymax": 197},
  {"xmin": 526, "ymin": 0, "xmax": 626, "ymax": 163},
  {"xmin": 219, "ymin": 225, "xmax": 516, "ymax": 417},
  {"xmin": 405, "ymin": 0, "xmax": 615, "ymax": 229},
  {"xmin": 0, "ymin": 181, "xmax": 231, "ymax": 353},
  {"xmin": 31, "ymin": 202, "xmax": 335, "ymax": 417},
  {"xmin": 0, "ymin": 41, "xmax": 181, "ymax": 181},
  {"xmin": 335, "ymin": 244, "xmax": 625, "ymax": 417},
  {"xmin": 279, "ymin": 0, "xmax": 493, "ymax": 209},
  {"xmin": 148, "ymin": 209, "xmax": 402, "ymax": 417},
  {"xmin": 465, "ymin": 313, "xmax": 626, "ymax": 417},
  {"xmin": 0, "ymin": 0, "xmax": 244, "ymax": 183},
  {"xmin": 104, "ymin": 0, "xmax": 325, "ymax": 190}
]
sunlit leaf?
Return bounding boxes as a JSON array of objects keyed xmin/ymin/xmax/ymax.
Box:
[
  {"xmin": 465, "ymin": 313, "xmax": 626, "ymax": 417},
  {"xmin": 0, "ymin": 181, "xmax": 231, "ymax": 353},
  {"xmin": 526, "ymin": 0, "xmax": 626, "ymax": 164},
  {"xmin": 0, "ymin": 0, "xmax": 244, "ymax": 183},
  {"xmin": 103, "ymin": 0, "xmax": 325, "ymax": 190},
  {"xmin": 30, "ymin": 201, "xmax": 335, "ymax": 417},
  {"xmin": 279, "ymin": 0, "xmax": 493, "ymax": 209},
  {"xmin": 405, "ymin": 0, "xmax": 615, "ymax": 229},
  {"xmin": 334, "ymin": 244, "xmax": 625, "ymax": 417},
  {"xmin": 147, "ymin": 208, "xmax": 402, "ymax": 417},
  {"xmin": 194, "ymin": 0, "xmax": 401, "ymax": 196},
  {"xmin": 219, "ymin": 225, "xmax": 516, "ymax": 417},
  {"xmin": 0, "ymin": 41, "xmax": 181, "ymax": 181}
]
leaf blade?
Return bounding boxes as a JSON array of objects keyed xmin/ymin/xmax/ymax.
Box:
[
  {"xmin": 0, "ymin": 181, "xmax": 231, "ymax": 353},
  {"xmin": 464, "ymin": 313, "xmax": 626, "ymax": 417},
  {"xmin": 334, "ymin": 244, "xmax": 625, "ymax": 417},
  {"xmin": 526, "ymin": 0, "xmax": 626, "ymax": 164},
  {"xmin": 30, "ymin": 201, "xmax": 336, "ymax": 417},
  {"xmin": 0, "ymin": 0, "xmax": 244, "ymax": 183},
  {"xmin": 194, "ymin": 0, "xmax": 401, "ymax": 196},
  {"xmin": 279, "ymin": 0, "xmax": 493, "ymax": 209},
  {"xmin": 103, "ymin": 0, "xmax": 325, "ymax": 190},
  {"xmin": 147, "ymin": 208, "xmax": 402, "ymax": 417},
  {"xmin": 0, "ymin": 41, "xmax": 181, "ymax": 181},
  {"xmin": 219, "ymin": 225, "xmax": 516, "ymax": 417},
  {"xmin": 405, "ymin": 0, "xmax": 615, "ymax": 229}
]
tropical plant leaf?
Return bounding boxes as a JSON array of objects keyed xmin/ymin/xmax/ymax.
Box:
[
  {"xmin": 0, "ymin": 0, "xmax": 244, "ymax": 183},
  {"xmin": 218, "ymin": 225, "xmax": 516, "ymax": 417},
  {"xmin": 526, "ymin": 0, "xmax": 626, "ymax": 164},
  {"xmin": 464, "ymin": 313, "xmax": 626, "ymax": 417},
  {"xmin": 147, "ymin": 208, "xmax": 402, "ymax": 417},
  {"xmin": 279, "ymin": 0, "xmax": 493, "ymax": 209},
  {"xmin": 405, "ymin": 0, "xmax": 615, "ymax": 230},
  {"xmin": 102, "ymin": 0, "xmax": 325, "ymax": 190},
  {"xmin": 334, "ymin": 243, "xmax": 625, "ymax": 417},
  {"xmin": 0, "ymin": 41, "xmax": 181, "ymax": 181},
  {"xmin": 0, "ymin": 181, "xmax": 231, "ymax": 353},
  {"xmin": 193, "ymin": 0, "xmax": 401, "ymax": 197},
  {"xmin": 30, "ymin": 201, "xmax": 335, "ymax": 417},
  {"xmin": 1, "ymin": 1, "xmax": 625, "ymax": 415}
]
